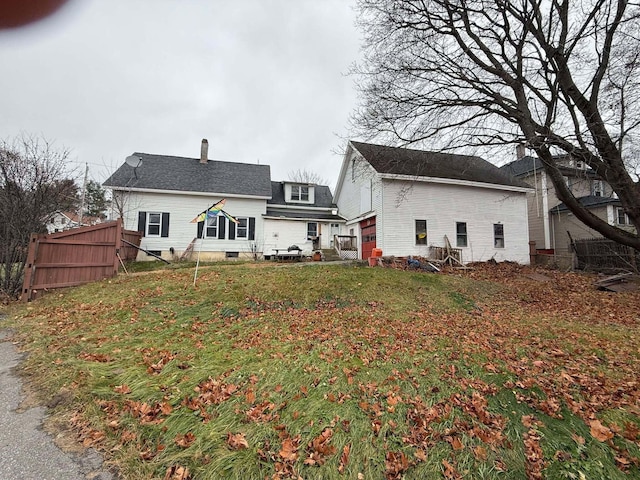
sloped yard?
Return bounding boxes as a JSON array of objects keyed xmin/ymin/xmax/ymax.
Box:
[{"xmin": 4, "ymin": 262, "xmax": 640, "ymax": 479}]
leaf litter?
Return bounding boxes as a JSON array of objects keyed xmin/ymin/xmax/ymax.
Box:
[{"xmin": 6, "ymin": 262, "xmax": 640, "ymax": 478}]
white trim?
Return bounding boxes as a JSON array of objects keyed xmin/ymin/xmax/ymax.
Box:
[
  {"xmin": 263, "ymin": 215, "xmax": 345, "ymax": 222},
  {"xmin": 106, "ymin": 186, "xmax": 270, "ymax": 200},
  {"xmin": 267, "ymin": 204, "xmax": 335, "ymax": 212},
  {"xmin": 607, "ymin": 205, "xmax": 615, "ymax": 225},
  {"xmin": 541, "ymin": 172, "xmax": 551, "ymax": 249},
  {"xmin": 345, "ymin": 211, "xmax": 376, "ymax": 226},
  {"xmin": 377, "ymin": 173, "xmax": 533, "ymax": 193},
  {"xmin": 235, "ymin": 217, "xmax": 249, "ymax": 239}
]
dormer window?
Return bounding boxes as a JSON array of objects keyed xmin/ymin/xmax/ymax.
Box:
[
  {"xmin": 592, "ymin": 180, "xmax": 603, "ymax": 197},
  {"xmin": 291, "ymin": 185, "xmax": 309, "ymax": 202}
]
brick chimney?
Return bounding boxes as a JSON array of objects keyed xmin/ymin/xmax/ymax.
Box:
[
  {"xmin": 516, "ymin": 142, "xmax": 526, "ymax": 160},
  {"xmin": 200, "ymin": 139, "xmax": 209, "ymax": 164}
]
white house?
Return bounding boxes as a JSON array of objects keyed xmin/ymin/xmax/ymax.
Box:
[
  {"xmin": 103, "ymin": 140, "xmax": 343, "ymax": 261},
  {"xmin": 333, "ymin": 141, "xmax": 533, "ymax": 264},
  {"xmin": 263, "ymin": 181, "xmax": 345, "ymax": 257},
  {"xmin": 46, "ymin": 211, "xmax": 103, "ymax": 234}
]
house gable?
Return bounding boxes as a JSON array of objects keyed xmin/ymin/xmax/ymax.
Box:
[{"xmin": 334, "ymin": 141, "xmax": 531, "ymax": 263}]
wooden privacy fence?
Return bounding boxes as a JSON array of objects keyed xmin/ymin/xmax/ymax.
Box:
[
  {"xmin": 21, "ymin": 219, "xmax": 142, "ymax": 301},
  {"xmin": 572, "ymin": 237, "xmax": 639, "ymax": 272}
]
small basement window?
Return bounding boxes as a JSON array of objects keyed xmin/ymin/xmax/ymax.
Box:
[
  {"xmin": 225, "ymin": 251, "xmax": 239, "ymax": 258},
  {"xmin": 147, "ymin": 250, "xmax": 162, "ymax": 257}
]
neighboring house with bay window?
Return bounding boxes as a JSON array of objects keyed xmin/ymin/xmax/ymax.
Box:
[
  {"xmin": 103, "ymin": 140, "xmax": 344, "ymax": 261},
  {"xmin": 333, "ymin": 141, "xmax": 532, "ymax": 263}
]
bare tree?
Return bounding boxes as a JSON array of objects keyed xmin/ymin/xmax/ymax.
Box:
[
  {"xmin": 0, "ymin": 135, "xmax": 77, "ymax": 298},
  {"xmin": 288, "ymin": 168, "xmax": 328, "ymax": 185},
  {"xmin": 352, "ymin": 0, "xmax": 640, "ymax": 249}
]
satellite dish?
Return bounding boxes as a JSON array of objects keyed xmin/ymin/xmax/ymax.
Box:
[{"xmin": 125, "ymin": 155, "xmax": 142, "ymax": 168}]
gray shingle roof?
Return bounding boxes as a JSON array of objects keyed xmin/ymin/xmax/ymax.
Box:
[
  {"xmin": 351, "ymin": 141, "xmax": 529, "ymax": 189},
  {"xmin": 265, "ymin": 209, "xmax": 344, "ymax": 222},
  {"xmin": 552, "ymin": 195, "xmax": 620, "ymax": 213},
  {"xmin": 500, "ymin": 156, "xmax": 542, "ymax": 177},
  {"xmin": 103, "ymin": 153, "xmax": 272, "ymax": 197},
  {"xmin": 267, "ymin": 182, "xmax": 335, "ymax": 208},
  {"xmin": 500, "ymin": 155, "xmax": 599, "ymax": 179}
]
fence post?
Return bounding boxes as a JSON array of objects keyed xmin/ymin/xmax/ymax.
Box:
[
  {"xmin": 21, "ymin": 233, "xmax": 40, "ymax": 302},
  {"xmin": 529, "ymin": 241, "xmax": 537, "ymax": 266},
  {"xmin": 114, "ymin": 218, "xmax": 122, "ymax": 274}
]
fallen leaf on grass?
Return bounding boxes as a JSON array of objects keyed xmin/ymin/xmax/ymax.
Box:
[
  {"xmin": 471, "ymin": 445, "xmax": 486, "ymax": 461},
  {"xmin": 175, "ymin": 432, "xmax": 196, "ymax": 448},
  {"xmin": 227, "ymin": 432, "xmax": 249, "ymax": 450},
  {"xmin": 571, "ymin": 433, "xmax": 585, "ymax": 445},
  {"xmin": 279, "ymin": 437, "xmax": 299, "ymax": 462},
  {"xmin": 164, "ymin": 465, "xmax": 190, "ymax": 480},
  {"xmin": 449, "ymin": 436, "xmax": 464, "ymax": 451},
  {"xmin": 385, "ymin": 451, "xmax": 410, "ymax": 479},
  {"xmin": 442, "ymin": 459, "xmax": 461, "ymax": 479},
  {"xmin": 114, "ymin": 384, "xmax": 131, "ymax": 394},
  {"xmin": 589, "ymin": 419, "xmax": 614, "ymax": 442},
  {"xmin": 338, "ymin": 444, "xmax": 350, "ymax": 473},
  {"xmin": 305, "ymin": 428, "xmax": 336, "ymax": 466}
]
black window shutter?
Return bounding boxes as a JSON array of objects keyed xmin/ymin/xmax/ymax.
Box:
[
  {"xmin": 228, "ymin": 220, "xmax": 236, "ymax": 240},
  {"xmin": 249, "ymin": 217, "xmax": 255, "ymax": 240},
  {"xmin": 218, "ymin": 217, "xmax": 226, "ymax": 239},
  {"xmin": 137, "ymin": 212, "xmax": 146, "ymax": 236},
  {"xmin": 197, "ymin": 221, "xmax": 204, "ymax": 239},
  {"xmin": 161, "ymin": 213, "xmax": 170, "ymax": 237}
]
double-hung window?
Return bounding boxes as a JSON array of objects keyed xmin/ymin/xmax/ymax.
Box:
[
  {"xmin": 494, "ymin": 224, "xmax": 504, "ymax": 248},
  {"xmin": 147, "ymin": 213, "xmax": 161, "ymax": 236},
  {"xmin": 592, "ymin": 180, "xmax": 603, "ymax": 197},
  {"xmin": 307, "ymin": 222, "xmax": 318, "ymax": 239},
  {"xmin": 456, "ymin": 222, "xmax": 468, "ymax": 247},
  {"xmin": 617, "ymin": 207, "xmax": 630, "ymax": 225},
  {"xmin": 236, "ymin": 217, "xmax": 248, "ymax": 239},
  {"xmin": 292, "ymin": 185, "xmax": 309, "ymax": 202},
  {"xmin": 415, "ymin": 220, "xmax": 427, "ymax": 245},
  {"xmin": 206, "ymin": 216, "xmax": 218, "ymax": 238},
  {"xmin": 138, "ymin": 211, "xmax": 169, "ymax": 238}
]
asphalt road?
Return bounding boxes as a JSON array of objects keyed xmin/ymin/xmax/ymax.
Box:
[{"xmin": 0, "ymin": 328, "xmax": 114, "ymax": 480}]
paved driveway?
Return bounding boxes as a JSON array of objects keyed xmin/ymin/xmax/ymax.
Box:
[{"xmin": 0, "ymin": 329, "xmax": 114, "ymax": 480}]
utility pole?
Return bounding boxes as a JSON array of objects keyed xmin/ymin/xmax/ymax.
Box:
[{"xmin": 78, "ymin": 162, "xmax": 88, "ymax": 227}]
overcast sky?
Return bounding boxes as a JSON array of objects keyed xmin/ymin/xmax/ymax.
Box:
[{"xmin": 0, "ymin": 1, "xmax": 361, "ymax": 189}]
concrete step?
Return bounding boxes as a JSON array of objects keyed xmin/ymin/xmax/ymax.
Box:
[{"xmin": 320, "ymin": 249, "xmax": 342, "ymax": 261}]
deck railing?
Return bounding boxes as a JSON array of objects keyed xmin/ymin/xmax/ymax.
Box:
[{"xmin": 334, "ymin": 235, "xmax": 358, "ymax": 260}]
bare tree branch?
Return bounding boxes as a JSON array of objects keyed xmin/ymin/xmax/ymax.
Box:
[{"xmin": 352, "ymin": 0, "xmax": 640, "ymax": 249}]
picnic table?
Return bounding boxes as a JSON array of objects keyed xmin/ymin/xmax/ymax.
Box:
[{"xmin": 272, "ymin": 246, "xmax": 303, "ymax": 261}]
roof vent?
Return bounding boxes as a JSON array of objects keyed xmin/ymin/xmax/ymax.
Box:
[{"xmin": 200, "ymin": 139, "xmax": 209, "ymax": 164}]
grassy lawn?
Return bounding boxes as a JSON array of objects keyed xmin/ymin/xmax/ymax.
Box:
[{"xmin": 3, "ymin": 262, "xmax": 640, "ymax": 479}]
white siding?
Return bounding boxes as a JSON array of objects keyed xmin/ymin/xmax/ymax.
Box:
[
  {"xmin": 335, "ymin": 155, "xmax": 378, "ymax": 221},
  {"xmin": 380, "ymin": 180, "xmax": 530, "ymax": 263},
  {"xmin": 119, "ymin": 191, "xmax": 267, "ymax": 259},
  {"xmin": 263, "ymin": 219, "xmax": 338, "ymax": 254}
]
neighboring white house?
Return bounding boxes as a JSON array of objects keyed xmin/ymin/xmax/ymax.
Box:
[
  {"xmin": 333, "ymin": 141, "xmax": 533, "ymax": 263},
  {"xmin": 103, "ymin": 140, "xmax": 343, "ymax": 261},
  {"xmin": 46, "ymin": 211, "xmax": 103, "ymax": 234},
  {"xmin": 263, "ymin": 181, "xmax": 345, "ymax": 257}
]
